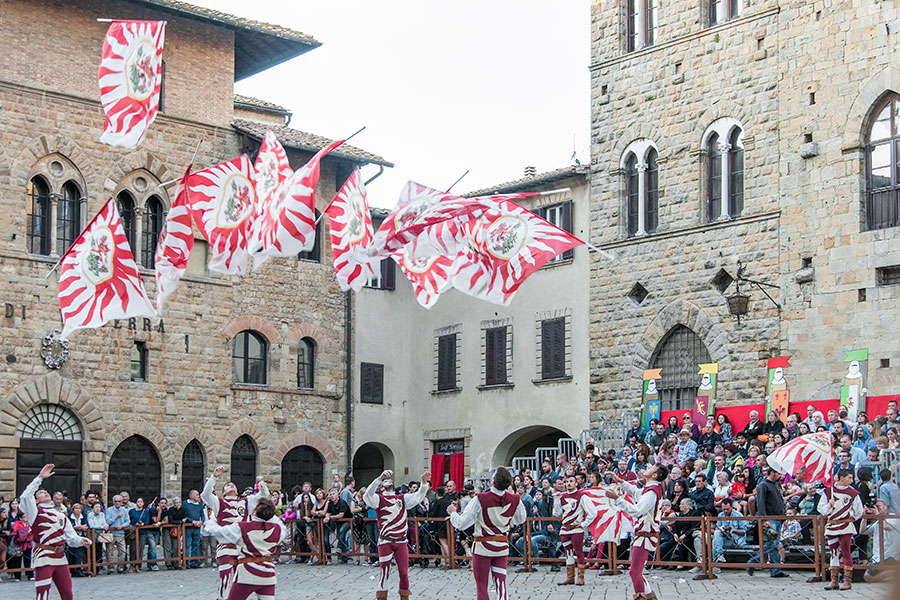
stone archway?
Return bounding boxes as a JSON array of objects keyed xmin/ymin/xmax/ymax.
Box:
[{"xmin": 352, "ymin": 442, "xmax": 395, "ymax": 487}]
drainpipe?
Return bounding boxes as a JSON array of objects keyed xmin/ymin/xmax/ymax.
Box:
[{"xmin": 345, "ymin": 289, "xmax": 352, "ymax": 474}]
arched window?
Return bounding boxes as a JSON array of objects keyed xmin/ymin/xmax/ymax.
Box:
[
  {"xmin": 181, "ymin": 440, "xmax": 205, "ymax": 499},
  {"xmin": 707, "ymin": 133, "xmax": 722, "ymax": 221},
  {"xmin": 17, "ymin": 404, "xmax": 83, "ymax": 440},
  {"xmin": 116, "ymin": 190, "xmax": 136, "ymax": 249},
  {"xmin": 649, "ymin": 325, "xmax": 712, "ymax": 411},
  {"xmin": 728, "ymin": 128, "xmax": 744, "ymax": 217},
  {"xmin": 298, "ymin": 210, "xmax": 321, "ymax": 262},
  {"xmin": 646, "ymin": 148, "xmax": 659, "ymax": 233},
  {"xmin": 230, "ymin": 435, "xmax": 257, "ymax": 491},
  {"xmin": 108, "ymin": 435, "xmax": 161, "ymax": 504},
  {"xmin": 626, "ymin": 153, "xmax": 639, "ymax": 237},
  {"xmin": 281, "ymin": 445, "xmax": 324, "ymax": 491},
  {"xmin": 57, "ymin": 181, "xmax": 82, "ymax": 256},
  {"xmin": 26, "ymin": 176, "xmax": 52, "ymax": 255},
  {"xmin": 142, "ymin": 195, "xmax": 164, "ymax": 268},
  {"xmin": 232, "ymin": 330, "xmax": 267, "ymax": 385},
  {"xmin": 867, "ymin": 93, "xmax": 900, "ymax": 230},
  {"xmin": 297, "ymin": 337, "xmax": 316, "ymax": 389}
]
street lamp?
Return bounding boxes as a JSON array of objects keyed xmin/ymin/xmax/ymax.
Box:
[{"xmin": 725, "ymin": 261, "xmax": 780, "ymax": 325}]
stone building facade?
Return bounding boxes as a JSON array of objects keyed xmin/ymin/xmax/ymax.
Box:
[
  {"xmin": 588, "ymin": 0, "xmax": 899, "ymax": 421},
  {"xmin": 353, "ymin": 167, "xmax": 591, "ymax": 485},
  {"xmin": 0, "ymin": 0, "xmax": 389, "ymax": 502}
]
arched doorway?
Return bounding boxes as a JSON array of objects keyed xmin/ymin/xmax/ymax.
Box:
[
  {"xmin": 16, "ymin": 404, "xmax": 83, "ymax": 499},
  {"xmin": 352, "ymin": 442, "xmax": 395, "ymax": 487},
  {"xmin": 492, "ymin": 425, "xmax": 572, "ymax": 470},
  {"xmin": 230, "ymin": 435, "xmax": 258, "ymax": 492},
  {"xmin": 181, "ymin": 440, "xmax": 205, "ymax": 499},
  {"xmin": 281, "ymin": 445, "xmax": 324, "ymax": 491},
  {"xmin": 108, "ymin": 435, "xmax": 161, "ymax": 504},
  {"xmin": 649, "ymin": 324, "xmax": 712, "ymax": 412}
]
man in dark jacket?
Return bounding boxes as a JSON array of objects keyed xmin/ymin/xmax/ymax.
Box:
[
  {"xmin": 741, "ymin": 410, "xmax": 765, "ymax": 441},
  {"xmin": 690, "ymin": 474, "xmax": 716, "ymax": 516},
  {"xmin": 747, "ymin": 468, "xmax": 788, "ymax": 578}
]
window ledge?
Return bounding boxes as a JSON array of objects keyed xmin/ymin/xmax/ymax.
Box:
[
  {"xmin": 477, "ymin": 383, "xmax": 515, "ymax": 391},
  {"xmin": 230, "ymin": 383, "xmax": 339, "ymax": 399},
  {"xmin": 431, "ymin": 387, "xmax": 462, "ymax": 395},
  {"xmin": 540, "ymin": 257, "xmax": 574, "ymax": 270},
  {"xmin": 532, "ymin": 375, "xmax": 573, "ymax": 385},
  {"xmin": 26, "ymin": 253, "xmax": 59, "ymax": 263}
]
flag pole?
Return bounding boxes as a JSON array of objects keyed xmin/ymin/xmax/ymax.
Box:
[
  {"xmin": 44, "ymin": 199, "xmax": 114, "ymax": 279},
  {"xmin": 586, "ymin": 242, "xmax": 615, "ymax": 260},
  {"xmin": 313, "ymin": 127, "xmax": 366, "ymax": 226},
  {"xmin": 158, "ymin": 140, "xmax": 203, "ymax": 188},
  {"xmin": 445, "ymin": 170, "xmax": 469, "ymax": 194}
]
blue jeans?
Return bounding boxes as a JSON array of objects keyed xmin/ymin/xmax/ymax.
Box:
[
  {"xmin": 712, "ymin": 528, "xmax": 746, "ymax": 561},
  {"xmin": 338, "ymin": 522, "xmax": 351, "ymax": 557},
  {"xmin": 185, "ymin": 527, "xmax": 201, "ymax": 567},
  {"xmin": 748, "ymin": 520, "xmax": 782, "ymax": 575},
  {"xmin": 514, "ymin": 533, "xmax": 547, "ymax": 559},
  {"xmin": 142, "ymin": 530, "xmax": 159, "ymax": 566}
]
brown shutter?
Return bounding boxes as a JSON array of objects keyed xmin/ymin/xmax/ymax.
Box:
[
  {"xmin": 382, "ymin": 258, "xmax": 396, "ymax": 291},
  {"xmin": 561, "ymin": 200, "xmax": 574, "ymax": 260}
]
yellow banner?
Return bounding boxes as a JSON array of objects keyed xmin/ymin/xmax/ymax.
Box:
[
  {"xmin": 643, "ymin": 368, "xmax": 662, "ymax": 380},
  {"xmin": 697, "ymin": 362, "xmax": 719, "ymax": 375}
]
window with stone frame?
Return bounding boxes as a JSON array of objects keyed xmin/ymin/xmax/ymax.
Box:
[
  {"xmin": 24, "ymin": 154, "xmax": 87, "ymax": 258},
  {"xmin": 709, "ymin": 0, "xmax": 741, "ymax": 26},
  {"xmin": 535, "ymin": 309, "xmax": 572, "ymax": 381},
  {"xmin": 298, "ymin": 210, "xmax": 322, "ymax": 262},
  {"xmin": 141, "ymin": 195, "xmax": 164, "ymax": 268},
  {"xmin": 622, "ymin": 140, "xmax": 660, "ymax": 237},
  {"xmin": 26, "ymin": 176, "xmax": 52, "ymax": 256},
  {"xmin": 481, "ymin": 318, "xmax": 513, "ymax": 387},
  {"xmin": 648, "ymin": 325, "xmax": 712, "ymax": 411},
  {"xmin": 626, "ymin": 0, "xmax": 658, "ymax": 52},
  {"xmin": 434, "ymin": 325, "xmax": 462, "ymax": 392},
  {"xmin": 56, "ymin": 181, "xmax": 82, "ymax": 257},
  {"xmin": 704, "ymin": 120, "xmax": 744, "ymax": 222},
  {"xmin": 232, "ymin": 330, "xmax": 268, "ymax": 385},
  {"xmin": 114, "ymin": 170, "xmax": 169, "ymax": 265},
  {"xmin": 297, "ymin": 337, "xmax": 315, "ymax": 389},
  {"xmin": 539, "ymin": 199, "xmax": 574, "ymax": 262},
  {"xmin": 130, "ymin": 341, "xmax": 148, "ymax": 382},
  {"xmin": 116, "ymin": 190, "xmax": 136, "ymax": 249},
  {"xmin": 230, "ymin": 435, "xmax": 257, "ymax": 491},
  {"xmin": 360, "ymin": 362, "xmax": 384, "ymax": 404},
  {"xmin": 365, "ymin": 257, "xmax": 396, "ymax": 290},
  {"xmin": 866, "ymin": 93, "xmax": 900, "ymax": 231}
]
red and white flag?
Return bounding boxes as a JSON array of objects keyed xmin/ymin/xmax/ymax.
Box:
[
  {"xmin": 583, "ymin": 486, "xmax": 635, "ymax": 543},
  {"xmin": 189, "ymin": 155, "xmax": 257, "ymax": 275},
  {"xmin": 250, "ymin": 130, "xmax": 293, "ymax": 239},
  {"xmin": 394, "ymin": 250, "xmax": 459, "ymax": 309},
  {"xmin": 58, "ymin": 198, "xmax": 155, "ymax": 340},
  {"xmin": 154, "ymin": 165, "xmax": 194, "ymax": 313},
  {"xmin": 251, "ymin": 139, "xmax": 343, "ymax": 270},
  {"xmin": 324, "ymin": 168, "xmax": 377, "ymax": 291},
  {"xmin": 98, "ymin": 20, "xmax": 165, "ymax": 149},
  {"xmin": 767, "ymin": 432, "xmax": 834, "ymax": 486},
  {"xmin": 451, "ymin": 198, "xmax": 583, "ymax": 305}
]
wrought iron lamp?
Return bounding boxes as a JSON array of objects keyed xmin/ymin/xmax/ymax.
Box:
[{"xmin": 725, "ymin": 261, "xmax": 780, "ymax": 325}]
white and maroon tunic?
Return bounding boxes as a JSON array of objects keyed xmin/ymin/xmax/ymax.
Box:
[
  {"xmin": 552, "ymin": 490, "xmax": 597, "ymax": 534},
  {"xmin": 449, "ymin": 487, "xmax": 526, "ymax": 557},
  {"xmin": 202, "ymin": 476, "xmax": 269, "ymax": 556},
  {"xmin": 614, "ymin": 481, "xmax": 664, "ymax": 552},
  {"xmin": 203, "ymin": 516, "xmax": 286, "ymax": 586},
  {"xmin": 362, "ymin": 483, "xmax": 429, "ymax": 543},
  {"xmin": 817, "ymin": 485, "xmax": 864, "ymax": 538},
  {"xmin": 21, "ymin": 476, "xmax": 87, "ymax": 567}
]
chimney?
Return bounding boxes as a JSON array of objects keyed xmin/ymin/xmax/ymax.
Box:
[{"xmin": 524, "ymin": 165, "xmax": 536, "ymax": 178}]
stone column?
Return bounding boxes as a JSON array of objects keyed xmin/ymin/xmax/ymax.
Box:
[
  {"xmin": 717, "ymin": 141, "xmax": 732, "ymax": 219},
  {"xmin": 49, "ymin": 193, "xmax": 60, "ymax": 257},
  {"xmin": 133, "ymin": 205, "xmax": 144, "ymax": 267},
  {"xmin": 636, "ymin": 163, "xmax": 648, "ymax": 235}
]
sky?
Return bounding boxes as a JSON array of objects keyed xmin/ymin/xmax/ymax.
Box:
[{"xmin": 192, "ymin": 0, "xmax": 591, "ymax": 207}]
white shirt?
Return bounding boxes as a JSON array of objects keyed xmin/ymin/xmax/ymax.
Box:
[{"xmin": 449, "ymin": 487, "xmax": 527, "ymax": 531}]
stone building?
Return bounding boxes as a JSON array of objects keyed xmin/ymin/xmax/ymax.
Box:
[
  {"xmin": 352, "ymin": 166, "xmax": 590, "ymax": 485},
  {"xmin": 0, "ymin": 0, "xmax": 390, "ymax": 502},
  {"xmin": 588, "ymin": 0, "xmax": 899, "ymax": 421}
]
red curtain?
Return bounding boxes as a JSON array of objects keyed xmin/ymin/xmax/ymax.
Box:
[
  {"xmin": 449, "ymin": 452, "xmax": 465, "ymax": 490},
  {"xmin": 430, "ymin": 454, "xmax": 445, "ymax": 487}
]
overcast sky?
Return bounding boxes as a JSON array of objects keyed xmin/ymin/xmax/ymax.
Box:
[{"xmin": 192, "ymin": 1, "xmax": 590, "ymax": 207}]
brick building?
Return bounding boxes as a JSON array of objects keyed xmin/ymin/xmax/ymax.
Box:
[
  {"xmin": 588, "ymin": 0, "xmax": 899, "ymax": 421},
  {"xmin": 0, "ymin": 0, "xmax": 390, "ymax": 502}
]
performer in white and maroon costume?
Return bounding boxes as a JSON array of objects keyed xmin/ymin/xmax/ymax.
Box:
[
  {"xmin": 362, "ymin": 469, "xmax": 430, "ymax": 600},
  {"xmin": 203, "ymin": 498, "xmax": 285, "ymax": 600},
  {"xmin": 21, "ymin": 463, "xmax": 92, "ymax": 600},
  {"xmin": 448, "ymin": 466, "xmax": 526, "ymax": 600},
  {"xmin": 606, "ymin": 464, "xmax": 669, "ymax": 600},
  {"xmin": 552, "ymin": 473, "xmax": 597, "ymax": 586},
  {"xmin": 817, "ymin": 468, "xmax": 864, "ymax": 591},
  {"xmin": 202, "ymin": 466, "xmax": 270, "ymax": 600}
]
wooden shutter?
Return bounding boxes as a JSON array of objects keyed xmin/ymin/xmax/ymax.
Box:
[
  {"xmin": 541, "ymin": 318, "xmax": 566, "ymax": 379},
  {"xmin": 560, "ymin": 200, "xmax": 574, "ymax": 259},
  {"xmin": 360, "ymin": 362, "xmax": 384, "ymax": 404},
  {"xmin": 437, "ymin": 334, "xmax": 456, "ymax": 391},
  {"xmin": 382, "ymin": 258, "xmax": 396, "ymax": 291},
  {"xmin": 485, "ymin": 327, "xmax": 507, "ymax": 385}
]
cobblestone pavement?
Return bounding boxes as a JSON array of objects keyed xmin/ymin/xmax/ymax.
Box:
[{"xmin": 0, "ymin": 561, "xmax": 892, "ymax": 599}]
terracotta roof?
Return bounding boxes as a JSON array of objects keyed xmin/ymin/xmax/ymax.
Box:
[
  {"xmin": 232, "ymin": 119, "xmax": 393, "ymax": 167},
  {"xmin": 464, "ymin": 164, "xmax": 589, "ymax": 196},
  {"xmin": 233, "ymin": 94, "xmax": 290, "ymax": 115},
  {"xmin": 139, "ymin": 1, "xmax": 321, "ymax": 80}
]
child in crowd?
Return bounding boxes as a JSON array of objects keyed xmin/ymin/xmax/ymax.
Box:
[
  {"xmin": 779, "ymin": 507, "xmax": 802, "ymax": 563},
  {"xmin": 730, "ymin": 472, "xmax": 748, "ymax": 514}
]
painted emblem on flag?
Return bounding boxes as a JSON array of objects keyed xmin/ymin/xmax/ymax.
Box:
[
  {"xmin": 219, "ymin": 175, "xmax": 254, "ymax": 227},
  {"xmin": 393, "ymin": 194, "xmax": 432, "ymax": 230},
  {"xmin": 83, "ymin": 228, "xmax": 114, "ymax": 284},
  {"xmin": 126, "ymin": 41, "xmax": 157, "ymax": 100},
  {"xmin": 347, "ymin": 189, "xmax": 367, "ymax": 242},
  {"xmin": 486, "ymin": 217, "xmax": 526, "ymax": 259}
]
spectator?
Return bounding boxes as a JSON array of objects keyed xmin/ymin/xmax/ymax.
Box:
[
  {"xmin": 733, "ymin": 432, "xmax": 750, "ymax": 458},
  {"xmin": 863, "ymin": 498, "xmax": 900, "ymax": 583},
  {"xmin": 676, "ymin": 428, "xmax": 698, "ymax": 463},
  {"xmin": 877, "ymin": 469, "xmax": 900, "ymax": 515},
  {"xmin": 105, "ymin": 494, "xmax": 129, "ymax": 574},
  {"xmin": 783, "ymin": 414, "xmax": 800, "ymax": 441},
  {"xmin": 713, "ymin": 472, "xmax": 732, "ymax": 511},
  {"xmin": 337, "ymin": 474, "xmax": 355, "ymax": 563},
  {"xmin": 724, "ymin": 444, "xmax": 745, "ymax": 473},
  {"xmin": 67, "ymin": 502, "xmax": 88, "ymax": 576},
  {"xmin": 741, "ymin": 411, "xmax": 765, "ymax": 441},
  {"xmin": 155, "ymin": 497, "xmax": 177, "ymax": 570},
  {"xmin": 554, "ymin": 452, "xmax": 569, "ymax": 477},
  {"xmin": 583, "ymin": 453, "xmax": 600, "ymax": 475},
  {"xmin": 712, "ymin": 500, "xmax": 747, "ymax": 563},
  {"xmin": 625, "ymin": 416, "xmax": 646, "ymax": 446},
  {"xmin": 761, "ymin": 411, "xmax": 785, "ymax": 441},
  {"xmin": 778, "ymin": 507, "xmax": 802, "ymax": 563},
  {"xmin": 715, "ymin": 413, "xmax": 733, "ymax": 443},
  {"xmin": 853, "ymin": 425, "xmax": 875, "ymax": 453},
  {"xmin": 615, "ymin": 458, "xmax": 637, "ymax": 483},
  {"xmin": 682, "ymin": 413, "xmax": 701, "ymax": 440},
  {"xmin": 128, "ymin": 497, "xmax": 159, "ymax": 572},
  {"xmin": 731, "ymin": 471, "xmax": 749, "ymax": 514},
  {"xmin": 322, "ymin": 488, "xmax": 349, "ymax": 563},
  {"xmin": 672, "ymin": 498, "xmax": 702, "ymax": 570},
  {"xmin": 182, "ymin": 489, "xmax": 205, "ymax": 568},
  {"xmin": 827, "ymin": 410, "xmax": 849, "ymax": 436},
  {"xmin": 665, "ymin": 416, "xmax": 680, "ymax": 437},
  {"xmin": 538, "ymin": 460, "xmax": 559, "ymax": 486},
  {"xmin": 166, "ymin": 497, "xmax": 186, "ymax": 570},
  {"xmin": 748, "ymin": 468, "xmax": 788, "ymax": 578},
  {"xmin": 698, "ymin": 423, "xmax": 723, "ymax": 453},
  {"xmin": 839, "ymin": 433, "xmax": 866, "ymax": 464},
  {"xmin": 648, "ymin": 421, "xmax": 667, "ymax": 452},
  {"xmin": 707, "ymin": 455, "xmax": 731, "ymax": 485},
  {"xmin": 798, "ymin": 484, "xmax": 819, "ymax": 516},
  {"xmin": 690, "ymin": 473, "xmax": 715, "ymax": 515},
  {"xmin": 833, "ymin": 450, "xmax": 854, "ymax": 480},
  {"xmin": 630, "ymin": 446, "xmax": 651, "ymax": 477},
  {"xmin": 9, "ymin": 514, "xmax": 33, "ymax": 580},
  {"xmin": 656, "ymin": 440, "xmax": 677, "ymax": 467},
  {"xmin": 887, "ymin": 428, "xmax": 900, "ymax": 449},
  {"xmin": 86, "ymin": 501, "xmax": 110, "ymax": 573}
]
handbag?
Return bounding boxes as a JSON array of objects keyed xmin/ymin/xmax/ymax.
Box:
[
  {"xmin": 7, "ymin": 539, "xmax": 22, "ymax": 558},
  {"xmin": 97, "ymin": 531, "xmax": 114, "ymax": 544},
  {"xmin": 169, "ymin": 527, "xmax": 180, "ymax": 538}
]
